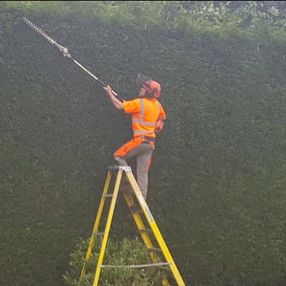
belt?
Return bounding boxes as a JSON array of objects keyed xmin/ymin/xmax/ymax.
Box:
[{"xmin": 142, "ymin": 136, "xmax": 155, "ymax": 144}]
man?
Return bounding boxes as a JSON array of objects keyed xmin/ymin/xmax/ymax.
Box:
[{"xmin": 103, "ymin": 76, "xmax": 166, "ymax": 200}]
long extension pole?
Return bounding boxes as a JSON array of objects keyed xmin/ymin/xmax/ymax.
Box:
[{"xmin": 22, "ymin": 17, "xmax": 123, "ymax": 101}]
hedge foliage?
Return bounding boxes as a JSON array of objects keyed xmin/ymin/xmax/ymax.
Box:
[
  {"xmin": 0, "ymin": 2, "xmax": 285, "ymax": 286},
  {"xmin": 1, "ymin": 1, "xmax": 286, "ymax": 41},
  {"xmin": 63, "ymin": 237, "xmax": 167, "ymax": 286}
]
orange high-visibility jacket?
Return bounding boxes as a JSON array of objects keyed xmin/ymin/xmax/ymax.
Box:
[{"xmin": 122, "ymin": 97, "xmax": 166, "ymax": 138}]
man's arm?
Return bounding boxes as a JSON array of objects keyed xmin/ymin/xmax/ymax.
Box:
[
  {"xmin": 155, "ymin": 103, "xmax": 166, "ymax": 133},
  {"xmin": 158, "ymin": 103, "xmax": 166, "ymax": 121},
  {"xmin": 103, "ymin": 85, "xmax": 124, "ymax": 110},
  {"xmin": 155, "ymin": 119, "xmax": 165, "ymax": 133}
]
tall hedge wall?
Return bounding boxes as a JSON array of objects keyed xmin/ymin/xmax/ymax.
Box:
[{"xmin": 0, "ymin": 4, "xmax": 285, "ymax": 286}]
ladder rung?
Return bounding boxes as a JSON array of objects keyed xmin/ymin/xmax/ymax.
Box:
[
  {"xmin": 158, "ymin": 266, "xmax": 172, "ymax": 271},
  {"xmin": 148, "ymin": 247, "xmax": 162, "ymax": 252},
  {"xmin": 107, "ymin": 165, "xmax": 132, "ymax": 172},
  {"xmin": 130, "ymin": 205, "xmax": 143, "ymax": 213},
  {"xmin": 139, "ymin": 228, "xmax": 152, "ymax": 234},
  {"xmin": 121, "ymin": 188, "xmax": 132, "ymax": 195},
  {"xmin": 107, "ymin": 165, "xmax": 120, "ymax": 171},
  {"xmin": 101, "ymin": 262, "xmax": 171, "ymax": 269},
  {"xmin": 105, "ymin": 193, "xmax": 113, "ymax": 198},
  {"xmin": 96, "ymin": 232, "xmax": 104, "ymax": 237}
]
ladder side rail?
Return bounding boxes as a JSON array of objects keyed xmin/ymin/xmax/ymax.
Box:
[
  {"xmin": 146, "ymin": 218, "xmax": 186, "ymax": 286},
  {"xmin": 80, "ymin": 171, "xmax": 112, "ymax": 279},
  {"xmin": 124, "ymin": 172, "xmax": 171, "ymax": 286},
  {"xmin": 92, "ymin": 170, "xmax": 123, "ymax": 286},
  {"xmin": 125, "ymin": 171, "xmax": 186, "ymax": 286},
  {"xmin": 122, "ymin": 191, "xmax": 159, "ymax": 263}
]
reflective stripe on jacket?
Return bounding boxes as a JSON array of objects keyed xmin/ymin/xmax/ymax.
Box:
[{"xmin": 122, "ymin": 97, "xmax": 166, "ymax": 138}]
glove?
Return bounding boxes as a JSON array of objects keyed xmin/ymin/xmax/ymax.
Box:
[{"xmin": 155, "ymin": 119, "xmax": 164, "ymax": 134}]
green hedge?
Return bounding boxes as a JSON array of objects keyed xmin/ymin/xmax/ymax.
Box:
[
  {"xmin": 63, "ymin": 237, "xmax": 167, "ymax": 286},
  {"xmin": 1, "ymin": 1, "xmax": 286, "ymax": 42},
  {"xmin": 0, "ymin": 3, "xmax": 285, "ymax": 286}
]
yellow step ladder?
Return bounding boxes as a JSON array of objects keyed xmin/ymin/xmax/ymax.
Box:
[{"xmin": 80, "ymin": 165, "xmax": 185, "ymax": 286}]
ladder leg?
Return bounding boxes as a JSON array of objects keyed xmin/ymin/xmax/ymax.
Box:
[
  {"xmin": 80, "ymin": 171, "xmax": 112, "ymax": 279},
  {"xmin": 125, "ymin": 171, "xmax": 185, "ymax": 286},
  {"xmin": 123, "ymin": 191, "xmax": 171, "ymax": 286},
  {"xmin": 92, "ymin": 170, "xmax": 123, "ymax": 286},
  {"xmin": 122, "ymin": 191, "xmax": 157, "ymax": 261},
  {"xmin": 149, "ymin": 222, "xmax": 185, "ymax": 286},
  {"xmin": 123, "ymin": 172, "xmax": 170, "ymax": 286}
]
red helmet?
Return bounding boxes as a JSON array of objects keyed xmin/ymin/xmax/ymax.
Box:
[
  {"xmin": 136, "ymin": 74, "xmax": 162, "ymax": 98},
  {"xmin": 143, "ymin": 80, "xmax": 161, "ymax": 98}
]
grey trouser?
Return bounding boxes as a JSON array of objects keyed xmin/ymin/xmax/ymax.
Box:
[{"xmin": 115, "ymin": 143, "xmax": 155, "ymax": 199}]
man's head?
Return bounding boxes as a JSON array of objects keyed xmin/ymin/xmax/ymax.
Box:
[{"xmin": 136, "ymin": 74, "xmax": 161, "ymax": 98}]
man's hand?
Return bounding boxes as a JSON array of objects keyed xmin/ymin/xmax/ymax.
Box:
[
  {"xmin": 103, "ymin": 85, "xmax": 113, "ymax": 97},
  {"xmin": 103, "ymin": 84, "xmax": 124, "ymax": 110},
  {"xmin": 155, "ymin": 119, "xmax": 164, "ymax": 134}
]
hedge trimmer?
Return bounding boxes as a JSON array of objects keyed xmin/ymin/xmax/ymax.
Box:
[{"xmin": 22, "ymin": 17, "xmax": 122, "ymax": 100}]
